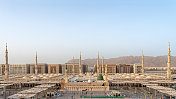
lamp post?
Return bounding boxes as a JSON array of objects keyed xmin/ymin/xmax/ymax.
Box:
[
  {"xmin": 3, "ymin": 85, "xmax": 6, "ymax": 99},
  {"xmin": 77, "ymin": 87, "xmax": 79, "ymax": 95},
  {"xmin": 90, "ymin": 87, "xmax": 92, "ymax": 98},
  {"xmin": 74, "ymin": 93, "xmax": 75, "ymax": 99},
  {"xmin": 104, "ymin": 87, "xmax": 107, "ymax": 97}
]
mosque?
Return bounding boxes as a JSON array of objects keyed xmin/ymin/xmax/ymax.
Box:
[{"xmin": 0, "ymin": 43, "xmax": 176, "ymax": 99}]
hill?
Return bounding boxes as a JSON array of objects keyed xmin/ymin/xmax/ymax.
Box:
[{"xmin": 67, "ymin": 56, "xmax": 176, "ymax": 67}]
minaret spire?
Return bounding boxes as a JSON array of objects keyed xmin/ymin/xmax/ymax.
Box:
[
  {"xmin": 5, "ymin": 43, "xmax": 8, "ymax": 64},
  {"xmin": 79, "ymin": 52, "xmax": 82, "ymax": 75},
  {"xmin": 72, "ymin": 56, "xmax": 75, "ymax": 75},
  {"xmin": 97, "ymin": 51, "xmax": 99, "ymax": 75},
  {"xmin": 141, "ymin": 51, "xmax": 144, "ymax": 74},
  {"xmin": 167, "ymin": 42, "xmax": 171, "ymax": 80},
  {"xmin": 4, "ymin": 43, "xmax": 9, "ymax": 79},
  {"xmin": 102, "ymin": 57, "xmax": 104, "ymax": 76},
  {"xmin": 35, "ymin": 51, "xmax": 38, "ymax": 74}
]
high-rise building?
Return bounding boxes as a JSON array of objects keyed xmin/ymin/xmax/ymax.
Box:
[
  {"xmin": 30, "ymin": 64, "xmax": 48, "ymax": 74},
  {"xmin": 0, "ymin": 64, "xmax": 5, "ymax": 75},
  {"xmin": 48, "ymin": 64, "xmax": 62, "ymax": 74},
  {"xmin": 9, "ymin": 64, "xmax": 30, "ymax": 74},
  {"xmin": 95, "ymin": 63, "xmax": 141, "ymax": 74},
  {"xmin": 62, "ymin": 63, "xmax": 88, "ymax": 75},
  {"xmin": 0, "ymin": 64, "xmax": 30, "ymax": 75},
  {"xmin": 133, "ymin": 64, "xmax": 142, "ymax": 73},
  {"xmin": 117, "ymin": 64, "xmax": 133, "ymax": 73}
]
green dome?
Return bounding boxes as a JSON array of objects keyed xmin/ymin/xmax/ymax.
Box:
[{"xmin": 97, "ymin": 74, "xmax": 104, "ymax": 80}]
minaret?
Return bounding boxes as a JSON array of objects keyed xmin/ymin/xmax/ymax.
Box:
[
  {"xmin": 97, "ymin": 52, "xmax": 99, "ymax": 75},
  {"xmin": 133, "ymin": 64, "xmax": 136, "ymax": 73},
  {"xmin": 141, "ymin": 51, "xmax": 144, "ymax": 74},
  {"xmin": 105, "ymin": 64, "xmax": 108, "ymax": 82},
  {"xmin": 79, "ymin": 52, "xmax": 82, "ymax": 75},
  {"xmin": 72, "ymin": 56, "xmax": 75, "ymax": 75},
  {"xmin": 104, "ymin": 64, "xmax": 109, "ymax": 90},
  {"xmin": 65, "ymin": 65, "xmax": 68, "ymax": 83},
  {"xmin": 4, "ymin": 43, "xmax": 9, "ymax": 79},
  {"xmin": 35, "ymin": 52, "xmax": 38, "ymax": 74},
  {"xmin": 167, "ymin": 42, "xmax": 171, "ymax": 80},
  {"xmin": 102, "ymin": 57, "xmax": 104, "ymax": 76}
]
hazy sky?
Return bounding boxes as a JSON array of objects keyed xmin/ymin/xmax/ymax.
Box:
[{"xmin": 0, "ymin": 0, "xmax": 176, "ymax": 64}]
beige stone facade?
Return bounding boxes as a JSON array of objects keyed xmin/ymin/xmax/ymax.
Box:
[
  {"xmin": 9, "ymin": 64, "xmax": 30, "ymax": 74},
  {"xmin": 30, "ymin": 64, "xmax": 48, "ymax": 74},
  {"xmin": 95, "ymin": 64, "xmax": 141, "ymax": 74},
  {"xmin": 0, "ymin": 64, "xmax": 5, "ymax": 75},
  {"xmin": 62, "ymin": 63, "xmax": 88, "ymax": 75},
  {"xmin": 117, "ymin": 64, "xmax": 133, "ymax": 73},
  {"xmin": 100, "ymin": 64, "xmax": 117, "ymax": 74},
  {"xmin": 48, "ymin": 64, "xmax": 62, "ymax": 74},
  {"xmin": 133, "ymin": 64, "xmax": 142, "ymax": 73},
  {"xmin": 144, "ymin": 67, "xmax": 176, "ymax": 74},
  {"xmin": 0, "ymin": 64, "xmax": 30, "ymax": 75},
  {"xmin": 64, "ymin": 82, "xmax": 109, "ymax": 91}
]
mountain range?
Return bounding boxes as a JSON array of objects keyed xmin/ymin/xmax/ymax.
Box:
[{"xmin": 67, "ymin": 56, "xmax": 176, "ymax": 67}]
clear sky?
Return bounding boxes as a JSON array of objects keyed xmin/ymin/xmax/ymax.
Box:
[{"xmin": 0, "ymin": 0, "xmax": 176, "ymax": 64}]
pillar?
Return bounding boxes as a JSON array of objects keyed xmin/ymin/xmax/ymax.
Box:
[{"xmin": 3, "ymin": 86, "xmax": 6, "ymax": 99}]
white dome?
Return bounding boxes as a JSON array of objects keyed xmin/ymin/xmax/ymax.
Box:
[
  {"xmin": 32, "ymin": 76, "xmax": 39, "ymax": 79},
  {"xmin": 94, "ymin": 73, "xmax": 98, "ymax": 76},
  {"xmin": 121, "ymin": 75, "xmax": 126, "ymax": 77},
  {"xmin": 131, "ymin": 75, "xmax": 135, "ymax": 77},
  {"xmin": 125, "ymin": 76, "xmax": 131, "ymax": 79},
  {"xmin": 146, "ymin": 76, "xmax": 152, "ymax": 79},
  {"xmin": 43, "ymin": 76, "xmax": 49, "ymax": 79},
  {"xmin": 88, "ymin": 79, "xmax": 93, "ymax": 83},
  {"xmin": 23, "ymin": 76, "xmax": 29, "ymax": 79},
  {"xmin": 86, "ymin": 72, "xmax": 92, "ymax": 76},
  {"xmin": 135, "ymin": 76, "xmax": 141, "ymax": 79}
]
